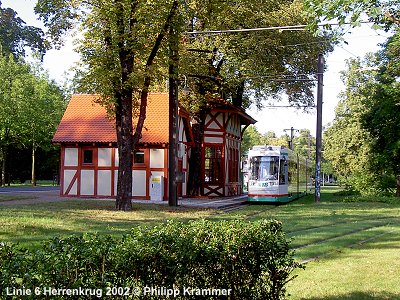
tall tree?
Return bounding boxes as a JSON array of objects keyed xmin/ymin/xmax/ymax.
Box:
[
  {"xmin": 180, "ymin": 0, "xmax": 334, "ymax": 195},
  {"xmin": 0, "ymin": 53, "xmax": 64, "ymax": 186},
  {"xmin": 36, "ymin": 0, "xmax": 181, "ymax": 210},
  {"xmin": 0, "ymin": 54, "xmax": 30, "ymax": 186},
  {"xmin": 181, "ymin": 0, "xmax": 334, "ymax": 108},
  {"xmin": 0, "ymin": 1, "xmax": 48, "ymax": 58},
  {"xmin": 323, "ymin": 57, "xmax": 385, "ymax": 194},
  {"xmin": 293, "ymin": 129, "xmax": 314, "ymax": 159},
  {"xmin": 361, "ymin": 32, "xmax": 400, "ymax": 196},
  {"xmin": 18, "ymin": 65, "xmax": 65, "ymax": 186}
]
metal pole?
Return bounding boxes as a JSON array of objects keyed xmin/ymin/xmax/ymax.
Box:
[
  {"xmin": 315, "ymin": 54, "xmax": 324, "ymax": 203},
  {"xmin": 284, "ymin": 127, "xmax": 298, "ymax": 150},
  {"xmin": 168, "ymin": 24, "xmax": 178, "ymax": 207}
]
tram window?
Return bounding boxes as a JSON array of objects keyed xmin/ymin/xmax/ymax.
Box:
[{"xmin": 250, "ymin": 156, "xmax": 279, "ymax": 181}]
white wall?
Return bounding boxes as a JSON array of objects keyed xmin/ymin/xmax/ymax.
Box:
[
  {"xmin": 81, "ymin": 170, "xmax": 94, "ymax": 195},
  {"xmin": 150, "ymin": 149, "xmax": 164, "ymax": 168},
  {"xmin": 98, "ymin": 170, "xmax": 112, "ymax": 196},
  {"xmin": 64, "ymin": 148, "xmax": 78, "ymax": 166},
  {"xmin": 63, "ymin": 170, "xmax": 77, "ymax": 195},
  {"xmin": 98, "ymin": 148, "xmax": 112, "ymax": 167},
  {"xmin": 132, "ymin": 170, "xmax": 146, "ymax": 196}
]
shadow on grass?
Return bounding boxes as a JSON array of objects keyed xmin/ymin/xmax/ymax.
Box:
[{"xmin": 303, "ymin": 291, "xmax": 398, "ymax": 300}]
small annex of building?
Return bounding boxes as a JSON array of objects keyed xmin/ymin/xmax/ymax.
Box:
[{"xmin": 53, "ymin": 93, "xmax": 256, "ymax": 200}]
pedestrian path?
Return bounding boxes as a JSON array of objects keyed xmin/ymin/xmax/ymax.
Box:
[{"xmin": 0, "ymin": 187, "xmax": 248, "ymax": 209}]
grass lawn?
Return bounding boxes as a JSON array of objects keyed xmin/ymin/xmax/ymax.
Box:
[
  {"xmin": 223, "ymin": 188, "xmax": 400, "ymax": 300},
  {"xmin": 0, "ymin": 201, "xmax": 215, "ymax": 248},
  {"xmin": 0, "ymin": 187, "xmax": 399, "ymax": 299}
]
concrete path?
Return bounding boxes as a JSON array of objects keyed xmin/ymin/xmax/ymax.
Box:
[{"xmin": 0, "ymin": 187, "xmax": 248, "ymax": 209}]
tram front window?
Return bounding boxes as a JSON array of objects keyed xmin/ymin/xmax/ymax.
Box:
[{"xmin": 250, "ymin": 156, "xmax": 279, "ymax": 181}]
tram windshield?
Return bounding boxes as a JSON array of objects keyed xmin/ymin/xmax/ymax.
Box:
[{"xmin": 250, "ymin": 156, "xmax": 279, "ymax": 181}]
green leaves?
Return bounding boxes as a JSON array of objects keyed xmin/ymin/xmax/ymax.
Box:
[
  {"xmin": 0, "ymin": 220, "xmax": 300, "ymax": 299},
  {"xmin": 0, "ymin": 53, "xmax": 65, "ymax": 185},
  {"xmin": 0, "ymin": 3, "xmax": 48, "ymax": 58},
  {"xmin": 304, "ymin": 0, "xmax": 400, "ymax": 31},
  {"xmin": 324, "ymin": 33, "xmax": 400, "ymax": 195}
]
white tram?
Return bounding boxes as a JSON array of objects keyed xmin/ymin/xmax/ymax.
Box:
[{"xmin": 243, "ymin": 145, "xmax": 313, "ymax": 203}]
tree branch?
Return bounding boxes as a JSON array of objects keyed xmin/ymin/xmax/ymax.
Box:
[
  {"xmin": 133, "ymin": 0, "xmax": 179, "ymax": 145},
  {"xmin": 384, "ymin": 11, "xmax": 400, "ymax": 26}
]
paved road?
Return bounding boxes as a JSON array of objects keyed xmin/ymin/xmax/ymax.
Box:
[
  {"xmin": 0, "ymin": 186, "xmax": 248, "ymax": 209},
  {"xmin": 0, "ymin": 186, "xmax": 59, "ymax": 193}
]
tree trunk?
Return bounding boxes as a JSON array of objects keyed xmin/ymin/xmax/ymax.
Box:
[
  {"xmin": 115, "ymin": 92, "xmax": 133, "ymax": 211},
  {"xmin": 1, "ymin": 146, "xmax": 7, "ymax": 187},
  {"xmin": 31, "ymin": 144, "xmax": 36, "ymax": 186},
  {"xmin": 112, "ymin": 0, "xmax": 178, "ymax": 210},
  {"xmin": 187, "ymin": 110, "xmax": 206, "ymax": 196},
  {"xmin": 231, "ymin": 80, "xmax": 245, "ymax": 108},
  {"xmin": 396, "ymin": 175, "xmax": 400, "ymax": 197}
]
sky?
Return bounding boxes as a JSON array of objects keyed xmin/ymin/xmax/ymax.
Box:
[{"xmin": 3, "ymin": 0, "xmax": 390, "ymax": 137}]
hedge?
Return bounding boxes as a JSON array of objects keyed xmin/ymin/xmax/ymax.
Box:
[{"xmin": 0, "ymin": 219, "xmax": 302, "ymax": 299}]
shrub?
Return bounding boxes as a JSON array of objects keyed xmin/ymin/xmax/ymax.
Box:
[{"xmin": 0, "ymin": 220, "xmax": 301, "ymax": 300}]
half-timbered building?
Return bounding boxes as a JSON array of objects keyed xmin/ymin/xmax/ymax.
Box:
[
  {"xmin": 53, "ymin": 93, "xmax": 255, "ymax": 200},
  {"xmin": 53, "ymin": 93, "xmax": 193, "ymax": 200},
  {"xmin": 201, "ymin": 99, "xmax": 256, "ymax": 197}
]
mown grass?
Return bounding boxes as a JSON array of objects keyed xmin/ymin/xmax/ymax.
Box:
[
  {"xmin": 221, "ymin": 188, "xmax": 400, "ymax": 299},
  {"xmin": 0, "ymin": 187, "xmax": 399, "ymax": 299},
  {"xmin": 0, "ymin": 201, "xmax": 215, "ymax": 249}
]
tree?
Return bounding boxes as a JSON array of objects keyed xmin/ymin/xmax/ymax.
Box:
[
  {"xmin": 18, "ymin": 63, "xmax": 65, "ymax": 186},
  {"xmin": 304, "ymin": 0, "xmax": 400, "ymax": 30},
  {"xmin": 323, "ymin": 57, "xmax": 386, "ymax": 194},
  {"xmin": 0, "ymin": 54, "xmax": 30, "ymax": 186},
  {"xmin": 36, "ymin": 0, "xmax": 183, "ymax": 210},
  {"xmin": 324, "ymin": 32, "xmax": 400, "ymax": 196},
  {"xmin": 180, "ymin": 0, "xmax": 334, "ymax": 195},
  {"xmin": 0, "ymin": 53, "xmax": 65, "ymax": 186},
  {"xmin": 361, "ymin": 32, "xmax": 400, "ymax": 196},
  {"xmin": 0, "ymin": 1, "xmax": 48, "ymax": 58},
  {"xmin": 241, "ymin": 125, "xmax": 262, "ymax": 155}
]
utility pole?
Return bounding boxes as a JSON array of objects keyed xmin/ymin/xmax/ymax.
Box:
[
  {"xmin": 315, "ymin": 54, "xmax": 324, "ymax": 203},
  {"xmin": 168, "ymin": 24, "xmax": 179, "ymax": 207},
  {"xmin": 284, "ymin": 127, "xmax": 299, "ymax": 150}
]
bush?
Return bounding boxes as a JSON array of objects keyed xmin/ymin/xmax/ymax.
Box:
[{"xmin": 0, "ymin": 220, "xmax": 301, "ymax": 300}]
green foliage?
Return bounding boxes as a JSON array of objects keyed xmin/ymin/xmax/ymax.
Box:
[
  {"xmin": 180, "ymin": 0, "xmax": 335, "ymax": 109},
  {"xmin": 0, "ymin": 220, "xmax": 300, "ymax": 300},
  {"xmin": 324, "ymin": 31, "xmax": 400, "ymax": 196},
  {"xmin": 361, "ymin": 32, "xmax": 400, "ymax": 179},
  {"xmin": 333, "ymin": 192, "xmax": 400, "ymax": 204},
  {"xmin": 304, "ymin": 0, "xmax": 400, "ymax": 31},
  {"xmin": 242, "ymin": 126, "xmax": 315, "ymax": 156},
  {"xmin": 323, "ymin": 57, "xmax": 383, "ymax": 194},
  {"xmin": 0, "ymin": 53, "xmax": 65, "ymax": 185},
  {"xmin": 0, "ymin": 3, "xmax": 48, "ymax": 58}
]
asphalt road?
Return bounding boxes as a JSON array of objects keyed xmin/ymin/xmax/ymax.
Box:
[{"xmin": 0, "ymin": 186, "xmax": 59, "ymax": 193}]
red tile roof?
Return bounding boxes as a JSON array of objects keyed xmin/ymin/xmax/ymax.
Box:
[{"xmin": 53, "ymin": 93, "xmax": 173, "ymax": 144}]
